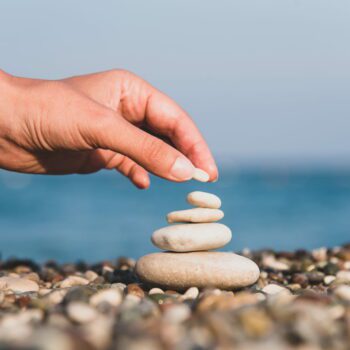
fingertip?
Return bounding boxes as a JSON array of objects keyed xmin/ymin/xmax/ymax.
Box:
[
  {"xmin": 208, "ymin": 163, "xmax": 219, "ymax": 182},
  {"xmin": 194, "ymin": 162, "xmax": 218, "ymax": 182},
  {"xmin": 132, "ymin": 172, "xmax": 150, "ymax": 189}
]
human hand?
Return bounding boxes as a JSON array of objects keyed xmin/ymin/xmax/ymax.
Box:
[{"xmin": 0, "ymin": 69, "xmax": 218, "ymax": 188}]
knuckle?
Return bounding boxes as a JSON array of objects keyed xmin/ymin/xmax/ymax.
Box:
[
  {"xmin": 84, "ymin": 109, "xmax": 115, "ymax": 148},
  {"xmin": 109, "ymin": 69, "xmax": 137, "ymax": 82},
  {"xmin": 118, "ymin": 69, "xmax": 136, "ymax": 79}
]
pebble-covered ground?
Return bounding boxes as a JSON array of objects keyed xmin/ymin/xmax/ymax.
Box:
[{"xmin": 0, "ymin": 245, "xmax": 350, "ymax": 350}]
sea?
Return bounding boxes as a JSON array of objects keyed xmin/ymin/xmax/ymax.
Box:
[{"xmin": 0, "ymin": 166, "xmax": 350, "ymax": 263}]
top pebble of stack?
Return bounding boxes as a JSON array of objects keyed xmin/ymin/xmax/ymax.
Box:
[{"xmin": 187, "ymin": 191, "xmax": 221, "ymax": 209}]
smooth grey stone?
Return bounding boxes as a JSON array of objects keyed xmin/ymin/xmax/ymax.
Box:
[
  {"xmin": 136, "ymin": 252, "xmax": 260, "ymax": 290},
  {"xmin": 167, "ymin": 208, "xmax": 224, "ymax": 223},
  {"xmin": 151, "ymin": 223, "xmax": 231, "ymax": 252}
]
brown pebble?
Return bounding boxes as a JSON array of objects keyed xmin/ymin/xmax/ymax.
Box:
[
  {"xmin": 51, "ymin": 275, "xmax": 64, "ymax": 284},
  {"xmin": 239, "ymin": 308, "xmax": 273, "ymax": 338},
  {"xmin": 17, "ymin": 295, "xmax": 31, "ymax": 308},
  {"xmin": 126, "ymin": 283, "xmax": 145, "ymax": 298},
  {"xmin": 291, "ymin": 273, "xmax": 309, "ymax": 288},
  {"xmin": 165, "ymin": 290, "xmax": 179, "ymax": 295},
  {"xmin": 287, "ymin": 283, "xmax": 302, "ymax": 292},
  {"xmin": 197, "ymin": 292, "xmax": 259, "ymax": 313}
]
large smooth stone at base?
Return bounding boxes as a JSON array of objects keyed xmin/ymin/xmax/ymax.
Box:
[
  {"xmin": 151, "ymin": 223, "xmax": 231, "ymax": 252},
  {"xmin": 136, "ymin": 252, "xmax": 260, "ymax": 290}
]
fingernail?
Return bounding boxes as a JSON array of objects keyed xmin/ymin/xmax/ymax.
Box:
[{"xmin": 170, "ymin": 157, "xmax": 195, "ymax": 180}]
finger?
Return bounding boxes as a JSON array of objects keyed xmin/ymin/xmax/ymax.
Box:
[
  {"xmin": 106, "ymin": 153, "xmax": 150, "ymax": 189},
  {"xmin": 146, "ymin": 91, "xmax": 218, "ymax": 181},
  {"xmin": 85, "ymin": 110, "xmax": 195, "ymax": 182},
  {"xmin": 120, "ymin": 73, "xmax": 218, "ymax": 181}
]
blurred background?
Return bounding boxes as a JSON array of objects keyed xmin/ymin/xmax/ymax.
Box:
[{"xmin": 0, "ymin": 0, "xmax": 349, "ymax": 262}]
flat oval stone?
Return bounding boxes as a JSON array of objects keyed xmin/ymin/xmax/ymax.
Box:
[
  {"xmin": 187, "ymin": 191, "xmax": 221, "ymax": 209},
  {"xmin": 166, "ymin": 208, "xmax": 224, "ymax": 223},
  {"xmin": 136, "ymin": 252, "xmax": 259, "ymax": 290},
  {"xmin": 152, "ymin": 223, "xmax": 231, "ymax": 252},
  {"xmin": 0, "ymin": 277, "xmax": 39, "ymax": 293}
]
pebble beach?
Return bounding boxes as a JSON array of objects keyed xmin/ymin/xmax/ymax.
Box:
[{"xmin": 0, "ymin": 244, "xmax": 349, "ymax": 349}]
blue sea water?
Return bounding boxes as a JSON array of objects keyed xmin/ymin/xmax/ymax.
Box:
[{"xmin": 0, "ymin": 167, "xmax": 349, "ymax": 262}]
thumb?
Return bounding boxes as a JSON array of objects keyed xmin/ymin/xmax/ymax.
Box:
[{"xmin": 86, "ymin": 111, "xmax": 195, "ymax": 181}]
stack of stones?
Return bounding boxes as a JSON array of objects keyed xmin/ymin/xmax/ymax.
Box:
[{"xmin": 136, "ymin": 190, "xmax": 260, "ymax": 290}]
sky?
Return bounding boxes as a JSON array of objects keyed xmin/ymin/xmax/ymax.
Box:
[{"xmin": 1, "ymin": 0, "xmax": 350, "ymax": 167}]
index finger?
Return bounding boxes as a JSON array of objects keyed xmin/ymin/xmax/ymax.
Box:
[{"xmin": 143, "ymin": 87, "xmax": 219, "ymax": 181}]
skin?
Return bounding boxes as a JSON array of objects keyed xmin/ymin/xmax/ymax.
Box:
[{"xmin": 0, "ymin": 69, "xmax": 218, "ymax": 189}]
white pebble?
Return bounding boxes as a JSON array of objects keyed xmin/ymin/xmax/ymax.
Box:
[
  {"xmin": 47, "ymin": 289, "xmax": 67, "ymax": 305},
  {"xmin": 329, "ymin": 304, "xmax": 345, "ymax": 319},
  {"xmin": 111, "ymin": 283, "xmax": 126, "ymax": 292},
  {"xmin": 312, "ymin": 247, "xmax": 328, "ymax": 261},
  {"xmin": 163, "ymin": 304, "xmax": 191, "ymax": 323},
  {"xmin": 38, "ymin": 288, "xmax": 52, "ymax": 297},
  {"xmin": 334, "ymin": 285, "xmax": 350, "ymax": 301},
  {"xmin": 262, "ymin": 284, "xmax": 290, "ymax": 296},
  {"xmin": 324, "ymin": 275, "xmax": 336, "ymax": 285},
  {"xmin": 192, "ymin": 168, "xmax": 210, "ymax": 182},
  {"xmin": 149, "ymin": 288, "xmax": 164, "ymax": 295},
  {"xmin": 82, "ymin": 315, "xmax": 114, "ymax": 349},
  {"xmin": 263, "ymin": 256, "xmax": 289, "ymax": 271},
  {"xmin": 187, "ymin": 191, "xmax": 221, "ymax": 209},
  {"xmin": 0, "ymin": 277, "xmax": 39, "ymax": 293},
  {"xmin": 255, "ymin": 292, "xmax": 267, "ymax": 301},
  {"xmin": 90, "ymin": 289, "xmax": 122, "ymax": 307},
  {"xmin": 60, "ymin": 276, "xmax": 89, "ymax": 288},
  {"xmin": 336, "ymin": 270, "xmax": 350, "ymax": 283},
  {"xmin": 123, "ymin": 294, "xmax": 141, "ymax": 305},
  {"xmin": 344, "ymin": 261, "xmax": 350, "ymax": 270},
  {"xmin": 0, "ymin": 310, "xmax": 43, "ymax": 342},
  {"xmin": 167, "ymin": 208, "xmax": 224, "ymax": 223},
  {"xmin": 85, "ymin": 270, "xmax": 99, "ymax": 282},
  {"xmin": 182, "ymin": 287, "xmax": 199, "ymax": 300},
  {"xmin": 67, "ymin": 302, "xmax": 97, "ymax": 324}
]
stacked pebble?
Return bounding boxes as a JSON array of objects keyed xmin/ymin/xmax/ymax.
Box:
[{"xmin": 136, "ymin": 187, "xmax": 260, "ymax": 290}]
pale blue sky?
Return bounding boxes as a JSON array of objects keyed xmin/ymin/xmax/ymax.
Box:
[{"xmin": 1, "ymin": 0, "xmax": 349, "ymax": 166}]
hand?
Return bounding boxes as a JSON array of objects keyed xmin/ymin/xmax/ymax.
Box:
[{"xmin": 0, "ymin": 69, "xmax": 218, "ymax": 188}]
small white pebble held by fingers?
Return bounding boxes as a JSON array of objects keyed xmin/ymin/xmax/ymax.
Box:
[{"xmin": 192, "ymin": 168, "xmax": 210, "ymax": 182}]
